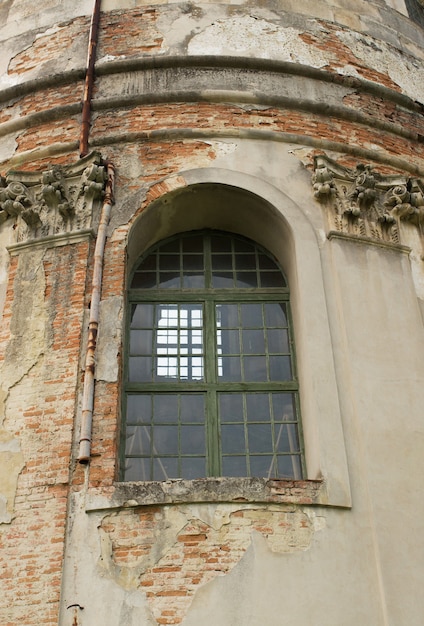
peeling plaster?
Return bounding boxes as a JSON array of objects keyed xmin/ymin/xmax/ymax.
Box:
[
  {"xmin": 0, "ymin": 389, "xmax": 24, "ymax": 524},
  {"xmin": 188, "ymin": 17, "xmax": 334, "ymax": 66},
  {"xmin": 0, "ymin": 249, "xmax": 48, "ymax": 524},
  {"xmin": 4, "ymin": 249, "xmax": 47, "ymax": 387},
  {"xmin": 337, "ymin": 29, "xmax": 424, "ymax": 103},
  {"xmin": 98, "ymin": 504, "xmax": 319, "ymax": 623}
]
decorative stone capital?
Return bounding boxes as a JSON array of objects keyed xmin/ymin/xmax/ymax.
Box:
[
  {"xmin": 312, "ymin": 155, "xmax": 424, "ymax": 246},
  {"xmin": 0, "ymin": 153, "xmax": 107, "ymax": 245}
]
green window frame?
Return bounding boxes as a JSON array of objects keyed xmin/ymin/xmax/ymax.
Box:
[{"xmin": 122, "ymin": 230, "xmax": 305, "ymax": 481}]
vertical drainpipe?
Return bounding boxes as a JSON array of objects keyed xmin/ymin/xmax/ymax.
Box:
[
  {"xmin": 78, "ymin": 0, "xmax": 116, "ymax": 462},
  {"xmin": 80, "ymin": 0, "xmax": 101, "ymax": 158},
  {"xmin": 78, "ymin": 162, "xmax": 115, "ymax": 463}
]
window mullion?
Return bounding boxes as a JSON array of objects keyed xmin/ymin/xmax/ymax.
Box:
[{"xmin": 205, "ymin": 298, "xmax": 220, "ymax": 476}]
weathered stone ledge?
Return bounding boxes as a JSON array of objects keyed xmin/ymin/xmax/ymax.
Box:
[{"xmin": 85, "ymin": 477, "xmax": 336, "ymax": 511}]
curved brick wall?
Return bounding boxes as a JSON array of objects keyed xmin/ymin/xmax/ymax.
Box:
[
  {"xmin": 0, "ymin": 0, "xmax": 423, "ymax": 172},
  {"xmin": 1, "ymin": 2, "xmax": 424, "ymax": 626}
]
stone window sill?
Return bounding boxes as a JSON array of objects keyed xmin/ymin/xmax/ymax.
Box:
[{"xmin": 85, "ymin": 477, "xmax": 334, "ymax": 512}]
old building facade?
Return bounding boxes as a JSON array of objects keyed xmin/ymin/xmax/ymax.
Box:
[{"xmin": 1, "ymin": 0, "xmax": 424, "ymax": 624}]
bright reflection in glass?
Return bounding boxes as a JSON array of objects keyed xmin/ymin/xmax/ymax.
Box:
[{"xmin": 156, "ymin": 304, "xmax": 204, "ymax": 380}]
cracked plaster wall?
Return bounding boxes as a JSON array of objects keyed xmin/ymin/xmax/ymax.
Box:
[{"xmin": 0, "ymin": 248, "xmax": 47, "ymax": 523}]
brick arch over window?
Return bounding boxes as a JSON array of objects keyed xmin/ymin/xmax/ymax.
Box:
[{"xmin": 125, "ymin": 173, "xmax": 351, "ymax": 507}]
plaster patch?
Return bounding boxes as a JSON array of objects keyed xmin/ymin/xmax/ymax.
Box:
[
  {"xmin": 96, "ymin": 296, "xmax": 123, "ymax": 383},
  {"xmin": 99, "ymin": 504, "xmax": 315, "ymax": 624},
  {"xmin": 188, "ymin": 17, "xmax": 333, "ymax": 66},
  {"xmin": 0, "ymin": 388, "xmax": 24, "ymax": 524},
  {"xmin": 3, "ymin": 248, "xmax": 47, "ymax": 388}
]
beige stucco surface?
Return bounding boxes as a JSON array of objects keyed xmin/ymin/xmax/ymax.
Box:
[
  {"xmin": 57, "ymin": 141, "xmax": 424, "ymax": 625},
  {"xmin": 1, "ymin": 1, "xmax": 424, "ymax": 625}
]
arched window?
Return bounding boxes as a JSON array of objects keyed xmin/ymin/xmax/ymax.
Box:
[{"xmin": 123, "ymin": 230, "xmax": 304, "ymax": 481}]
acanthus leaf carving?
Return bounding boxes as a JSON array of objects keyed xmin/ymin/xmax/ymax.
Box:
[
  {"xmin": 385, "ymin": 179, "xmax": 424, "ymax": 226},
  {"xmin": 312, "ymin": 158, "xmax": 336, "ymax": 199},
  {"xmin": 0, "ymin": 152, "xmax": 107, "ymax": 246},
  {"xmin": 312, "ymin": 155, "xmax": 424, "ymax": 247},
  {"xmin": 348, "ymin": 164, "xmax": 377, "ymax": 212}
]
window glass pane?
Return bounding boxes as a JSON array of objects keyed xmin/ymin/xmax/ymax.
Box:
[
  {"xmin": 258, "ymin": 253, "xmax": 279, "ymax": 271},
  {"xmin": 248, "ymin": 424, "xmax": 273, "ymax": 453},
  {"xmin": 220, "ymin": 329, "xmax": 240, "ymax": 354},
  {"xmin": 234, "ymin": 239, "xmax": 254, "ymax": 253},
  {"xmin": 183, "ymin": 273, "xmax": 205, "ymax": 288},
  {"xmin": 182, "ymin": 235, "xmax": 203, "ymax": 253},
  {"xmin": 278, "ymin": 455, "xmax": 302, "ymax": 480},
  {"xmin": 219, "ymin": 356, "xmax": 242, "ymax": 381},
  {"xmin": 131, "ymin": 272, "xmax": 157, "ymax": 289},
  {"xmin": 130, "ymin": 329, "xmax": 152, "ymax": 355},
  {"xmin": 221, "ymin": 424, "xmax": 246, "ymax": 454},
  {"xmin": 153, "ymin": 457, "xmax": 179, "ymax": 480},
  {"xmin": 219, "ymin": 393, "xmax": 244, "ymax": 422},
  {"xmin": 212, "ymin": 254, "xmax": 232, "ymax": 270},
  {"xmin": 246, "ymin": 394, "xmax": 270, "ymax": 422},
  {"xmin": 249, "ymin": 455, "xmax": 275, "ymax": 478},
  {"xmin": 243, "ymin": 355, "xmax": 267, "ymax": 382},
  {"xmin": 267, "ymin": 328, "xmax": 289, "ymax": 353},
  {"xmin": 158, "ymin": 272, "xmax": 180, "ymax": 288},
  {"xmin": 274, "ymin": 423, "xmax": 300, "ymax": 453},
  {"xmin": 180, "ymin": 457, "xmax": 207, "ymax": 479},
  {"xmin": 211, "ymin": 235, "xmax": 232, "ymax": 253},
  {"xmin": 153, "ymin": 426, "xmax": 179, "ymax": 455},
  {"xmin": 159, "ymin": 254, "xmax": 179, "ymax": 271},
  {"xmin": 126, "ymin": 394, "xmax": 152, "ymax": 424},
  {"xmin": 259, "ymin": 271, "xmax": 286, "ymax": 288},
  {"xmin": 241, "ymin": 304, "xmax": 263, "ymax": 327},
  {"xmin": 180, "ymin": 394, "xmax": 205, "ymax": 423},
  {"xmin": 154, "ymin": 304, "xmax": 204, "ymax": 381},
  {"xmin": 129, "ymin": 356, "xmax": 152, "ymax": 382},
  {"xmin": 153, "ymin": 395, "xmax": 178, "ymax": 423},
  {"xmin": 235, "ymin": 253, "xmax": 256, "ymax": 270},
  {"xmin": 125, "ymin": 425, "xmax": 146, "ymax": 456},
  {"xmin": 265, "ymin": 303, "xmax": 287, "ymax": 326},
  {"xmin": 180, "ymin": 425, "xmax": 205, "ymax": 455},
  {"xmin": 183, "ymin": 254, "xmax": 204, "ymax": 271},
  {"xmin": 242, "ymin": 329, "xmax": 265, "ymax": 354},
  {"xmin": 235, "ymin": 272, "xmax": 258, "ymax": 288},
  {"xmin": 272, "ymin": 393, "xmax": 296, "ymax": 421},
  {"xmin": 131, "ymin": 304, "xmax": 154, "ymax": 328},
  {"xmin": 269, "ymin": 355, "xmax": 292, "ymax": 381},
  {"xmin": 222, "ymin": 456, "xmax": 247, "ymax": 477},
  {"xmin": 124, "ymin": 457, "xmax": 150, "ymax": 481},
  {"xmin": 217, "ymin": 304, "xmax": 238, "ymax": 328},
  {"xmin": 211, "ymin": 273, "xmax": 234, "ymax": 288}
]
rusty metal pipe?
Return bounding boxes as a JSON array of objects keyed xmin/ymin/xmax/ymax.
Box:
[
  {"xmin": 79, "ymin": 0, "xmax": 101, "ymax": 157},
  {"xmin": 78, "ymin": 162, "xmax": 115, "ymax": 463}
]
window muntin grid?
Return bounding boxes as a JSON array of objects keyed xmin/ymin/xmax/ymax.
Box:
[
  {"xmin": 124, "ymin": 231, "xmax": 303, "ymax": 481},
  {"xmin": 129, "ymin": 303, "xmax": 204, "ymax": 382}
]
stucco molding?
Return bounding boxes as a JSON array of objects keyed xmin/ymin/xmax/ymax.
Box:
[
  {"xmin": 125, "ymin": 167, "xmax": 352, "ymax": 508},
  {"xmin": 0, "ymin": 152, "xmax": 107, "ymax": 246},
  {"xmin": 313, "ymin": 154, "xmax": 424, "ymax": 245}
]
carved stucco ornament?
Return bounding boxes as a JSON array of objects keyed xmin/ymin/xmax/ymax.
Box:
[
  {"xmin": 0, "ymin": 152, "xmax": 107, "ymax": 245},
  {"xmin": 312, "ymin": 155, "xmax": 424, "ymax": 246}
]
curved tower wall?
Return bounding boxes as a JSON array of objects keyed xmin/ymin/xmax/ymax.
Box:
[{"xmin": 1, "ymin": 1, "xmax": 424, "ymax": 625}]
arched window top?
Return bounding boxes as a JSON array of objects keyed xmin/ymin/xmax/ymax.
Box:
[
  {"xmin": 130, "ymin": 231, "xmax": 287, "ymax": 291},
  {"xmin": 124, "ymin": 230, "xmax": 303, "ymax": 483}
]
